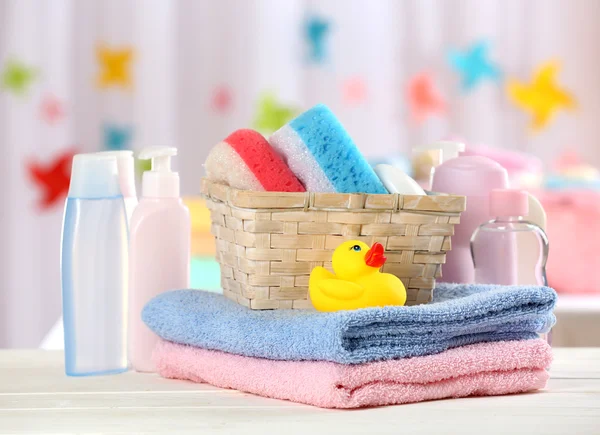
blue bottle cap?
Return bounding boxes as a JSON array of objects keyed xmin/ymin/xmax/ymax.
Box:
[{"xmin": 68, "ymin": 154, "xmax": 121, "ymax": 199}]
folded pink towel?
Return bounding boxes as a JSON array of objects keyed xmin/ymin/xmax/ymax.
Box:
[{"xmin": 154, "ymin": 339, "xmax": 552, "ymax": 409}]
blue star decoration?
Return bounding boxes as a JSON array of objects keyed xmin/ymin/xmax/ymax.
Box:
[
  {"xmin": 447, "ymin": 40, "xmax": 501, "ymax": 91},
  {"xmin": 305, "ymin": 15, "xmax": 330, "ymax": 63},
  {"xmin": 103, "ymin": 123, "xmax": 133, "ymax": 151}
]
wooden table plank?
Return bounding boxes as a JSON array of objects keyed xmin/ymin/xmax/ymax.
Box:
[
  {"xmin": 0, "ymin": 349, "xmax": 599, "ymax": 434},
  {"xmin": 1, "ymin": 378, "xmax": 599, "ymax": 411},
  {"xmin": 1, "ymin": 401, "xmax": 599, "ymax": 435}
]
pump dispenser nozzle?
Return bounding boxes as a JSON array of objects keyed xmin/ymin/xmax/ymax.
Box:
[{"xmin": 138, "ymin": 147, "xmax": 180, "ymax": 198}]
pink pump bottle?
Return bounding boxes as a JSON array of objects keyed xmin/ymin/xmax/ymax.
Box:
[{"xmin": 128, "ymin": 147, "xmax": 190, "ymax": 372}]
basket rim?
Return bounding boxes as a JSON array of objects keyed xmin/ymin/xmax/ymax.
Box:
[{"xmin": 201, "ymin": 178, "xmax": 466, "ymax": 213}]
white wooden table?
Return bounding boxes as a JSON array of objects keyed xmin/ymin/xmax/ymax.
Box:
[
  {"xmin": 553, "ymin": 295, "xmax": 600, "ymax": 347},
  {"xmin": 1, "ymin": 349, "xmax": 599, "ymax": 434}
]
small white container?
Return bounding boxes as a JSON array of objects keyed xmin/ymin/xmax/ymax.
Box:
[{"xmin": 374, "ymin": 164, "xmax": 426, "ymax": 195}]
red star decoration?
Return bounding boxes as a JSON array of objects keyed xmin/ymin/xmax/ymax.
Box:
[
  {"xmin": 39, "ymin": 94, "xmax": 66, "ymax": 124},
  {"xmin": 342, "ymin": 77, "xmax": 367, "ymax": 105},
  {"xmin": 211, "ymin": 86, "xmax": 232, "ymax": 113},
  {"xmin": 27, "ymin": 149, "xmax": 76, "ymax": 210},
  {"xmin": 406, "ymin": 72, "xmax": 447, "ymax": 123}
]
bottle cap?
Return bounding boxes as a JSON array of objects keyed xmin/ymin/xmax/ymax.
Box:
[
  {"xmin": 414, "ymin": 140, "xmax": 466, "ymax": 164},
  {"xmin": 139, "ymin": 146, "xmax": 180, "ymax": 198},
  {"xmin": 490, "ymin": 189, "xmax": 529, "ymax": 217},
  {"xmin": 95, "ymin": 150, "xmax": 137, "ymax": 198},
  {"xmin": 527, "ymin": 194, "xmax": 546, "ymax": 230},
  {"xmin": 432, "ymin": 155, "xmax": 508, "ymax": 196},
  {"xmin": 68, "ymin": 154, "xmax": 121, "ymax": 199}
]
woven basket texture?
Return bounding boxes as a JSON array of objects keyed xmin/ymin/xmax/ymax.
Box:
[{"xmin": 201, "ymin": 178, "xmax": 466, "ymax": 310}]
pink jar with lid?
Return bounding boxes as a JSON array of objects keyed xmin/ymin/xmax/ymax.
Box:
[{"xmin": 432, "ymin": 155, "xmax": 509, "ymax": 283}]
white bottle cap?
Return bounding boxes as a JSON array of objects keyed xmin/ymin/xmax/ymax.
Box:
[
  {"xmin": 139, "ymin": 147, "xmax": 180, "ymax": 198},
  {"xmin": 69, "ymin": 154, "xmax": 121, "ymax": 199},
  {"xmin": 95, "ymin": 150, "xmax": 137, "ymax": 198},
  {"xmin": 414, "ymin": 141, "xmax": 466, "ymax": 164},
  {"xmin": 527, "ymin": 193, "xmax": 547, "ymax": 231}
]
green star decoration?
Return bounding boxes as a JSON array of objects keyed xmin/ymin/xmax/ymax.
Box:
[
  {"xmin": 135, "ymin": 156, "xmax": 152, "ymax": 181},
  {"xmin": 252, "ymin": 94, "xmax": 299, "ymax": 133},
  {"xmin": 1, "ymin": 59, "xmax": 38, "ymax": 95}
]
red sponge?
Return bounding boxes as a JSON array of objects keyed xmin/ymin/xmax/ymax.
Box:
[{"xmin": 205, "ymin": 129, "xmax": 305, "ymax": 192}]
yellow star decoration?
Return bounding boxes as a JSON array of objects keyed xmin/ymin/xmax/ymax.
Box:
[
  {"xmin": 507, "ymin": 62, "xmax": 576, "ymax": 130},
  {"xmin": 96, "ymin": 45, "xmax": 134, "ymax": 89}
]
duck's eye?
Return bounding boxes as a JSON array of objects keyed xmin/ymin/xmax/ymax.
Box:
[{"xmin": 351, "ymin": 245, "xmax": 361, "ymax": 252}]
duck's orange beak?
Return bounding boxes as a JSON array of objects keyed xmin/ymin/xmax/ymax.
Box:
[{"xmin": 365, "ymin": 242, "xmax": 387, "ymax": 268}]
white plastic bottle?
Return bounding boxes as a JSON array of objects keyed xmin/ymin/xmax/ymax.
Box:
[
  {"xmin": 96, "ymin": 150, "xmax": 138, "ymax": 222},
  {"xmin": 128, "ymin": 147, "xmax": 190, "ymax": 372},
  {"xmin": 61, "ymin": 154, "xmax": 129, "ymax": 376},
  {"xmin": 46, "ymin": 150, "xmax": 138, "ymax": 353},
  {"xmin": 413, "ymin": 141, "xmax": 466, "ymax": 189}
]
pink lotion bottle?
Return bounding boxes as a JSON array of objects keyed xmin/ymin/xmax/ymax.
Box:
[{"xmin": 129, "ymin": 147, "xmax": 190, "ymax": 372}]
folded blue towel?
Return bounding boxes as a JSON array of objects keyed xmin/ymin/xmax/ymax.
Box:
[{"xmin": 142, "ymin": 283, "xmax": 556, "ymax": 364}]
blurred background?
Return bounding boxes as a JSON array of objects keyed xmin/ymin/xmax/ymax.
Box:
[{"xmin": 1, "ymin": 0, "xmax": 599, "ymax": 348}]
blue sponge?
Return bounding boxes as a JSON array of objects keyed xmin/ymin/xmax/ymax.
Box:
[{"xmin": 269, "ymin": 104, "xmax": 387, "ymax": 194}]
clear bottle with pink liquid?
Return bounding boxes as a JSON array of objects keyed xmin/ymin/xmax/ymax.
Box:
[
  {"xmin": 129, "ymin": 147, "xmax": 190, "ymax": 372},
  {"xmin": 471, "ymin": 189, "xmax": 549, "ymax": 286}
]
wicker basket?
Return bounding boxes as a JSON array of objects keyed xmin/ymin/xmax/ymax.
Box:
[{"xmin": 201, "ymin": 178, "xmax": 466, "ymax": 310}]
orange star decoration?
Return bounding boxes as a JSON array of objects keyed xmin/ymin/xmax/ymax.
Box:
[
  {"xmin": 96, "ymin": 45, "xmax": 134, "ymax": 89},
  {"xmin": 343, "ymin": 77, "xmax": 367, "ymax": 106},
  {"xmin": 407, "ymin": 72, "xmax": 446, "ymax": 123},
  {"xmin": 507, "ymin": 62, "xmax": 576, "ymax": 130}
]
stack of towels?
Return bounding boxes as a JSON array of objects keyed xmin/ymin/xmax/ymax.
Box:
[{"xmin": 142, "ymin": 283, "xmax": 556, "ymax": 409}]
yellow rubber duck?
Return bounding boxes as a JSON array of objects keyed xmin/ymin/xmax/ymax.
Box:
[{"xmin": 309, "ymin": 240, "xmax": 407, "ymax": 312}]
